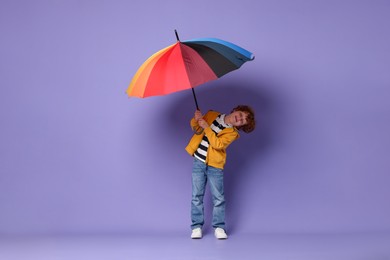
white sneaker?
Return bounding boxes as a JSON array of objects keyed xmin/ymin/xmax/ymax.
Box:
[
  {"xmin": 214, "ymin": 227, "xmax": 228, "ymax": 239},
  {"xmin": 191, "ymin": 228, "xmax": 202, "ymax": 239}
]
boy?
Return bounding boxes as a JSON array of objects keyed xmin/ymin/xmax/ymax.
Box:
[{"xmin": 185, "ymin": 105, "xmax": 255, "ymax": 239}]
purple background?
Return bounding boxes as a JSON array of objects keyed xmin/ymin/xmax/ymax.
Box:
[{"xmin": 1, "ymin": 0, "xmax": 390, "ymax": 237}]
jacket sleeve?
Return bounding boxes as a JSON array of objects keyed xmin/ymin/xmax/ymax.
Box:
[
  {"xmin": 203, "ymin": 127, "xmax": 239, "ymax": 150},
  {"xmin": 190, "ymin": 117, "xmax": 199, "ymax": 129}
]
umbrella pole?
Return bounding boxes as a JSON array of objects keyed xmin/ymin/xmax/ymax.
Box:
[
  {"xmin": 191, "ymin": 87, "xmax": 200, "ymax": 110},
  {"xmin": 175, "ymin": 30, "xmax": 199, "ymax": 110},
  {"xmin": 191, "ymin": 87, "xmax": 203, "ymax": 135}
]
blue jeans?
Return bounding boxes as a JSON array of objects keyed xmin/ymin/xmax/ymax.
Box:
[{"xmin": 191, "ymin": 158, "xmax": 226, "ymax": 230}]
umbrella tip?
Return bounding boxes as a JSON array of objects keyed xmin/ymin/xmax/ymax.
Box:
[{"xmin": 174, "ymin": 29, "xmax": 180, "ymax": 42}]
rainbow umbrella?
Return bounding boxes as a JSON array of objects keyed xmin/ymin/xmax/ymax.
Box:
[{"xmin": 127, "ymin": 30, "xmax": 254, "ymax": 109}]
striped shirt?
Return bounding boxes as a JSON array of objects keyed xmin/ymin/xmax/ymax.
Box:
[{"xmin": 194, "ymin": 114, "xmax": 232, "ymax": 163}]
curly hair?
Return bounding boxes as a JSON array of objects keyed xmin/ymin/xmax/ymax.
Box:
[{"xmin": 231, "ymin": 105, "xmax": 256, "ymax": 133}]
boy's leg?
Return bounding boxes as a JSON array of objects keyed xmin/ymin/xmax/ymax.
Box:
[
  {"xmin": 191, "ymin": 158, "xmax": 207, "ymax": 230},
  {"xmin": 207, "ymin": 166, "xmax": 226, "ymax": 230}
]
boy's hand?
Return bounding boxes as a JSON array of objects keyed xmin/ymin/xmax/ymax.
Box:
[
  {"xmin": 194, "ymin": 110, "xmax": 203, "ymax": 121},
  {"xmin": 198, "ymin": 118, "xmax": 209, "ymax": 129}
]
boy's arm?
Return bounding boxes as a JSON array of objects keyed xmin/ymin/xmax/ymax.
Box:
[
  {"xmin": 190, "ymin": 110, "xmax": 209, "ymax": 130},
  {"xmin": 190, "ymin": 117, "xmax": 199, "ymax": 129},
  {"xmin": 190, "ymin": 110, "xmax": 202, "ymax": 129},
  {"xmin": 203, "ymin": 127, "xmax": 239, "ymax": 150}
]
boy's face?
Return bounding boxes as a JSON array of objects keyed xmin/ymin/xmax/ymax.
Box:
[{"xmin": 229, "ymin": 110, "xmax": 248, "ymax": 127}]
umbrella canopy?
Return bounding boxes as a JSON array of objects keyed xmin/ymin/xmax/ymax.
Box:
[{"xmin": 127, "ymin": 31, "xmax": 254, "ymax": 108}]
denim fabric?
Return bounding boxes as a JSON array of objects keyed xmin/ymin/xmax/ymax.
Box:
[{"xmin": 191, "ymin": 158, "xmax": 225, "ymax": 230}]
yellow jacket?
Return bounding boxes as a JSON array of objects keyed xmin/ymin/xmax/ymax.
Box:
[{"xmin": 185, "ymin": 111, "xmax": 240, "ymax": 169}]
